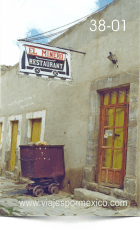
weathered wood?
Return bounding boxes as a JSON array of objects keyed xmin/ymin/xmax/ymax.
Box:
[{"xmin": 98, "ymin": 87, "xmax": 129, "ymax": 188}]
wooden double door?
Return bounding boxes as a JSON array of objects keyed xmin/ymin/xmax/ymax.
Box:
[{"xmin": 97, "ymin": 87, "xmax": 129, "ymax": 188}]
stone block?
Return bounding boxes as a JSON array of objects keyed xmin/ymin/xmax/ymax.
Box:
[
  {"xmin": 86, "ymin": 152, "xmax": 97, "ymax": 167},
  {"xmin": 90, "ymin": 91, "xmax": 97, "ymax": 107},
  {"xmin": 127, "ymin": 126, "xmax": 137, "ymax": 148},
  {"xmin": 12, "ymin": 212, "xmax": 22, "ymax": 217},
  {"xmin": 88, "ymin": 138, "xmax": 98, "ymax": 145},
  {"xmin": 87, "ymin": 133, "xmax": 94, "ymax": 142},
  {"xmin": 88, "ymin": 113, "xmax": 95, "ymax": 131},
  {"xmin": 126, "ymin": 193, "xmax": 136, "ymax": 202},
  {"xmin": 96, "ymin": 92, "xmax": 101, "ymax": 108},
  {"xmin": 94, "ymin": 115, "xmax": 100, "ymax": 139},
  {"xmin": 82, "ymin": 180, "xmax": 89, "ymax": 188},
  {"xmin": 74, "ymin": 188, "xmax": 87, "ymax": 200},
  {"xmin": 129, "ymin": 71, "xmax": 139, "ymax": 83},
  {"xmin": 90, "ymin": 81, "xmax": 98, "ymax": 91},
  {"xmin": 107, "ymin": 77, "xmax": 113, "ymax": 88},
  {"xmin": 0, "ymin": 207, "xmax": 10, "ymax": 216},
  {"xmin": 124, "ymin": 177, "xmax": 136, "ymax": 194},
  {"xmin": 3, "ymin": 170, "xmax": 15, "ymax": 180},
  {"xmin": 129, "ymin": 105, "xmax": 138, "ymax": 120},
  {"xmin": 129, "ymin": 93, "xmax": 138, "ymax": 103},
  {"xmin": 85, "ymin": 154, "xmax": 94, "ymax": 166},
  {"xmin": 94, "ymin": 132, "xmax": 100, "ymax": 142},
  {"xmin": 130, "ymin": 82, "xmax": 139, "ymax": 95},
  {"xmin": 102, "ymin": 77, "xmax": 112, "ymax": 89},
  {"xmin": 98, "ymin": 185, "xmax": 111, "ymax": 195},
  {"xmin": 87, "ymin": 132, "xmax": 94, "ymax": 142},
  {"xmin": 74, "ymin": 188, "xmax": 129, "ymax": 209},
  {"xmin": 128, "ymin": 119, "xmax": 137, "ymax": 127},
  {"xmin": 90, "ymin": 108, "xmax": 95, "ymax": 115},
  {"xmin": 93, "ymin": 144, "xmax": 98, "ymax": 153},
  {"xmin": 87, "ymin": 139, "xmax": 94, "ymax": 151},
  {"xmin": 111, "ymin": 74, "xmax": 121, "ymax": 88},
  {"xmin": 97, "ymin": 79, "xmax": 104, "ymax": 90},
  {"xmin": 112, "ymin": 188, "xmax": 127, "ymax": 200},
  {"xmin": 86, "ymin": 139, "xmax": 94, "ymax": 152},
  {"xmin": 83, "ymin": 168, "xmax": 91, "ymax": 182},
  {"xmin": 125, "ymin": 147, "xmax": 136, "ymax": 176},
  {"xmin": 91, "ymin": 165, "xmax": 97, "ymax": 182},
  {"xmin": 83, "ymin": 166, "xmax": 96, "ymax": 182},
  {"xmin": 119, "ymin": 73, "xmax": 130, "ymax": 85},
  {"xmin": 92, "ymin": 146, "xmax": 98, "ymax": 160},
  {"xmin": 87, "ymin": 182, "xmax": 98, "ymax": 191},
  {"xmin": 129, "ymin": 97, "xmax": 138, "ymax": 106},
  {"xmin": 95, "ymin": 107, "xmax": 100, "ymax": 115}
]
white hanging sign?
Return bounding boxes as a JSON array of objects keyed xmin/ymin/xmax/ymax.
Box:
[{"xmin": 19, "ymin": 41, "xmax": 71, "ymax": 79}]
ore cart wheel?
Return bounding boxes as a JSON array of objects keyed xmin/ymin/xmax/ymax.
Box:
[
  {"xmin": 51, "ymin": 185, "xmax": 58, "ymax": 194},
  {"xmin": 48, "ymin": 184, "xmax": 58, "ymax": 194},
  {"xmin": 26, "ymin": 185, "xmax": 33, "ymax": 195},
  {"xmin": 33, "ymin": 185, "xmax": 44, "ymax": 197}
]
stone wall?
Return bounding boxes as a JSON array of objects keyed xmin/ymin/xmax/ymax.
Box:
[{"xmin": 83, "ymin": 70, "xmax": 139, "ymax": 202}]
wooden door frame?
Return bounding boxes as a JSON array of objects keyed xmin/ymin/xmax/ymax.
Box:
[
  {"xmin": 5, "ymin": 115, "xmax": 22, "ymax": 172},
  {"xmin": 97, "ymin": 86, "xmax": 129, "ymax": 188}
]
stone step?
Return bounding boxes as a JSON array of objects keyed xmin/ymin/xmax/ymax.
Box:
[{"xmin": 74, "ymin": 188, "xmax": 130, "ymax": 210}]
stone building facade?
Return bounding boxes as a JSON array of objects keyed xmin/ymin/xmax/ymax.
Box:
[{"xmin": 0, "ymin": 0, "xmax": 140, "ymax": 205}]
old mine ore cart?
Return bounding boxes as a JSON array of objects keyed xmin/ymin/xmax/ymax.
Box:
[{"xmin": 20, "ymin": 145, "xmax": 65, "ymax": 197}]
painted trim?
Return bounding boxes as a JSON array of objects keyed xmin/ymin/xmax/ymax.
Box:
[
  {"xmin": 6, "ymin": 115, "xmax": 22, "ymax": 152},
  {"xmin": 0, "ymin": 117, "xmax": 5, "ymax": 167},
  {"xmin": 0, "ymin": 117, "xmax": 5, "ymax": 151}
]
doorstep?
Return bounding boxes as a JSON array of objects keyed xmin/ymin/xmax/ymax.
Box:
[
  {"xmin": 74, "ymin": 188, "xmax": 130, "ymax": 210},
  {"xmin": 82, "ymin": 180, "xmax": 136, "ymax": 204}
]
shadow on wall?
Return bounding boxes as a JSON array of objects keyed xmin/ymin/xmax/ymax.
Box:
[{"xmin": 61, "ymin": 167, "xmax": 84, "ymax": 193}]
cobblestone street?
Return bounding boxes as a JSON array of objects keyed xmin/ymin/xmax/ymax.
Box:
[{"xmin": 0, "ymin": 176, "xmax": 140, "ymax": 217}]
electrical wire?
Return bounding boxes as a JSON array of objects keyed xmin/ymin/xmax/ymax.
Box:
[
  {"xmin": 19, "ymin": 4, "xmax": 108, "ymax": 41},
  {"xmin": 7, "ymin": 0, "xmax": 22, "ymax": 13},
  {"xmin": 6, "ymin": 0, "xmax": 18, "ymax": 11},
  {"xmin": 5, "ymin": 0, "xmax": 27, "ymax": 24},
  {"xmin": 27, "ymin": 31, "xmax": 67, "ymax": 41},
  {"xmin": 118, "ymin": 66, "xmax": 139, "ymax": 76},
  {"xmin": 26, "ymin": 28, "xmax": 68, "ymax": 42},
  {"xmin": 10, "ymin": 0, "xmax": 27, "ymax": 17},
  {"xmin": 23, "ymin": 6, "xmax": 105, "ymax": 40},
  {"xmin": 6, "ymin": 0, "xmax": 15, "ymax": 10}
]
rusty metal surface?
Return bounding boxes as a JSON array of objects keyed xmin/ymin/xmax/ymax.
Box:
[{"xmin": 20, "ymin": 145, "xmax": 65, "ymax": 179}]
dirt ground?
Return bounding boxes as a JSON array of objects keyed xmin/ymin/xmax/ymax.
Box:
[{"xmin": 0, "ymin": 176, "xmax": 140, "ymax": 216}]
